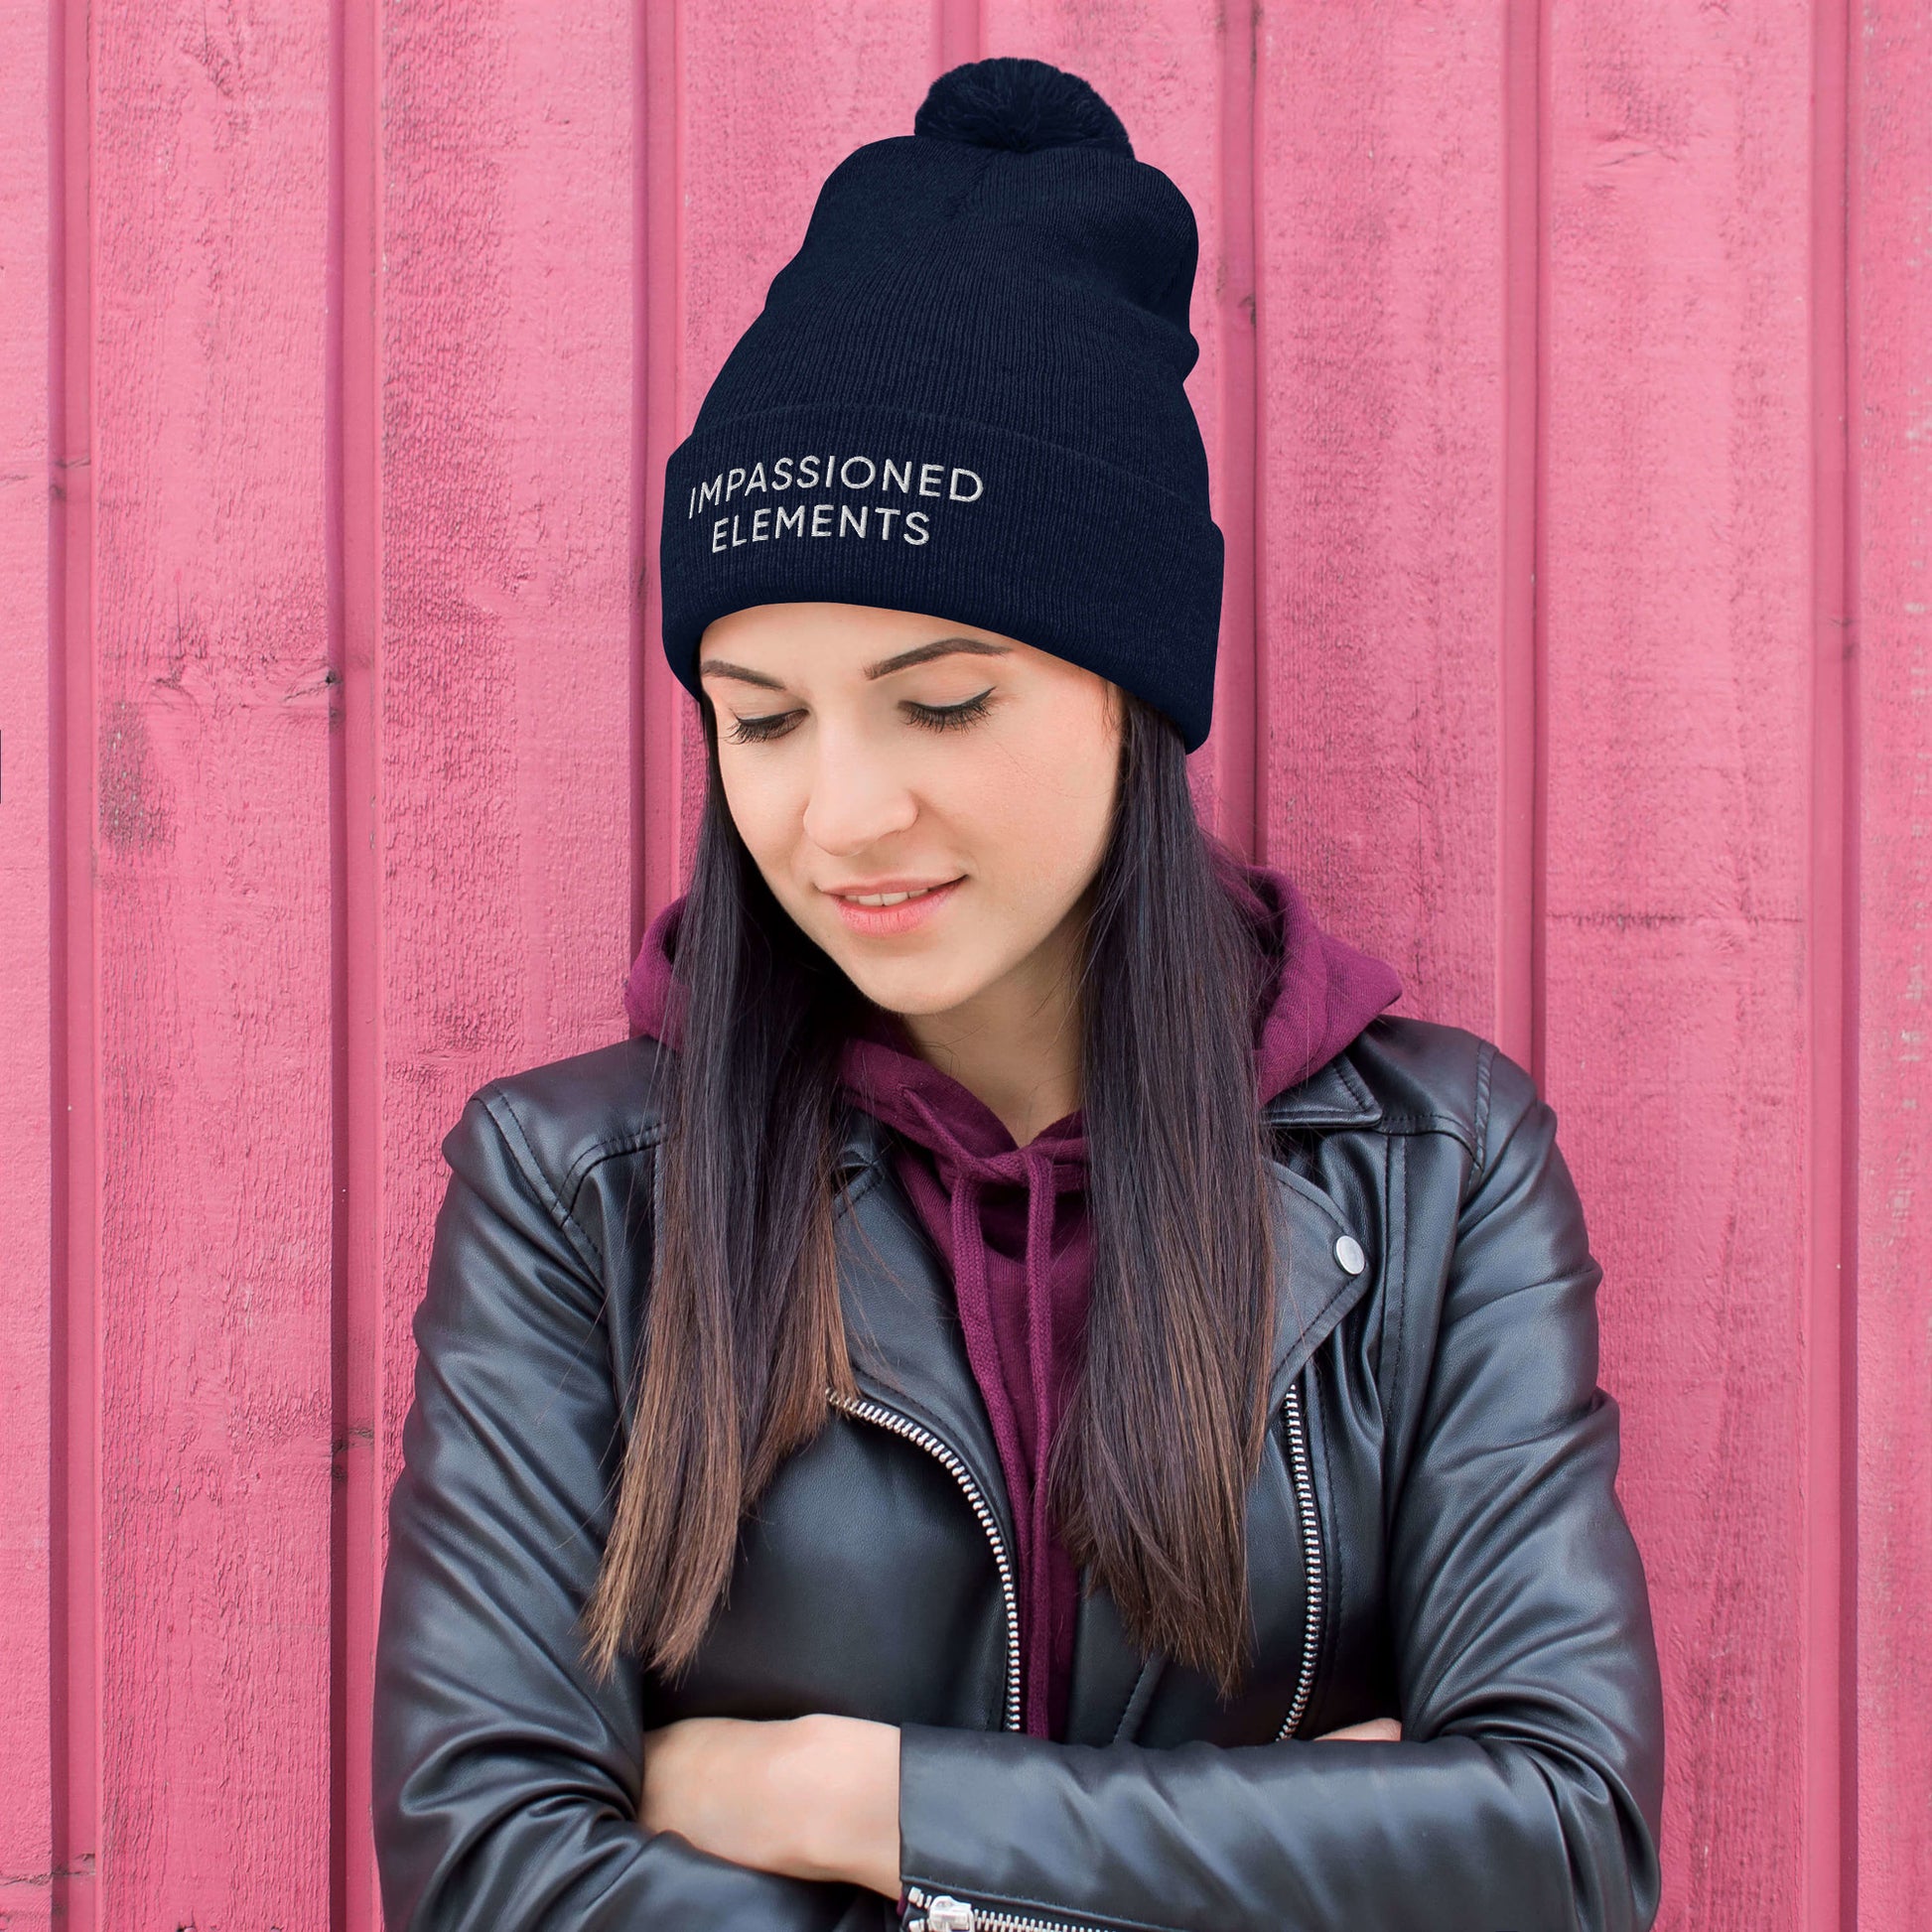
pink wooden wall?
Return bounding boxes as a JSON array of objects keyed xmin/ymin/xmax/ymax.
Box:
[{"xmin": 1, "ymin": 2, "xmax": 1925, "ymax": 1927}]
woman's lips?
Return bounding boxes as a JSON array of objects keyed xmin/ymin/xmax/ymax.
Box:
[{"xmin": 826, "ymin": 877, "xmax": 964, "ymax": 937}]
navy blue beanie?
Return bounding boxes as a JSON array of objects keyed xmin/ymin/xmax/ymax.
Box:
[{"xmin": 657, "ymin": 57, "xmax": 1224, "ymax": 752}]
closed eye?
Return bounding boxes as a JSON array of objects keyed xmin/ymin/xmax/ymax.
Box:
[
  {"xmin": 905, "ymin": 689, "xmax": 995, "ymax": 733},
  {"xmin": 723, "ymin": 688, "xmax": 997, "ymax": 746},
  {"xmin": 724, "ymin": 708, "xmax": 803, "ymax": 745}
]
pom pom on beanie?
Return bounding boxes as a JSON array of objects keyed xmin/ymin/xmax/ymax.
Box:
[
  {"xmin": 912, "ymin": 56, "xmax": 1134, "ymax": 155},
  {"xmin": 658, "ymin": 57, "xmax": 1224, "ymax": 752}
]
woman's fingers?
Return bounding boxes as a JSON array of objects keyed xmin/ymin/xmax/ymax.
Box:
[{"xmin": 1311, "ymin": 1715, "xmax": 1403, "ymax": 1741}]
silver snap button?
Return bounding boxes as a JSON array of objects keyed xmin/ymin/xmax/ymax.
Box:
[{"xmin": 1334, "ymin": 1234, "xmax": 1367, "ymax": 1276}]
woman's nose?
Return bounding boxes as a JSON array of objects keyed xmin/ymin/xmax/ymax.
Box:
[{"xmin": 798, "ymin": 743, "xmax": 918, "ymax": 854}]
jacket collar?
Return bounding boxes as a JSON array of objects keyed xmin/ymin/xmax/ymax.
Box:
[{"xmin": 1260, "ymin": 1049, "xmax": 1383, "ymax": 1131}]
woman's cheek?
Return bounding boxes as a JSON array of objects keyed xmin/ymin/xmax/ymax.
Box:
[
  {"xmin": 1000, "ymin": 718, "xmax": 1114, "ymax": 860},
  {"xmin": 719, "ymin": 762, "xmax": 805, "ymax": 895}
]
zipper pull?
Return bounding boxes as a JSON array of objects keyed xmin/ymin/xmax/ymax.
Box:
[{"xmin": 902, "ymin": 1886, "xmax": 976, "ymax": 1931}]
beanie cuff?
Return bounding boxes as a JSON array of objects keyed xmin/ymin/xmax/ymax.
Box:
[{"xmin": 659, "ymin": 402, "xmax": 1223, "ymax": 751}]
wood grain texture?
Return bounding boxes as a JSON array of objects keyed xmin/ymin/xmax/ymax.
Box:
[
  {"xmin": 88, "ymin": 0, "xmax": 338, "ymax": 1920},
  {"xmin": 1254, "ymin": 2, "xmax": 1512, "ymax": 1038},
  {"xmin": 0, "ymin": 0, "xmax": 54, "ymax": 1918},
  {"xmin": 373, "ymin": 0, "xmax": 636, "ymax": 1541},
  {"xmin": 1540, "ymin": 6, "xmax": 1817, "ymax": 1928},
  {"xmin": 1853, "ymin": 3, "xmax": 1932, "ymax": 1920}
]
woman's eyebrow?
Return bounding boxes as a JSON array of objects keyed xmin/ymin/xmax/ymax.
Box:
[
  {"xmin": 697, "ymin": 659, "xmax": 786, "ymax": 689},
  {"xmin": 863, "ymin": 637, "xmax": 1012, "ymax": 680},
  {"xmin": 698, "ymin": 636, "xmax": 1011, "ymax": 689}
]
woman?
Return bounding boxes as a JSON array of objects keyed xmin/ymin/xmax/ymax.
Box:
[{"xmin": 372, "ymin": 56, "xmax": 1665, "ymax": 1932}]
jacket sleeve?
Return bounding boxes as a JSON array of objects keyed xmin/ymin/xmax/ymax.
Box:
[
  {"xmin": 896, "ymin": 1044, "xmax": 1667, "ymax": 1932},
  {"xmin": 372, "ymin": 1089, "xmax": 876, "ymax": 1932}
]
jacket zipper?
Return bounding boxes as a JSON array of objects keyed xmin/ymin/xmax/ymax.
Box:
[
  {"xmin": 859, "ymin": 1373, "xmax": 1324, "ymax": 1932},
  {"xmin": 1275, "ymin": 1370, "xmax": 1324, "ymax": 1740},
  {"xmin": 828, "ymin": 1389, "xmax": 1024, "ymax": 1731},
  {"xmin": 903, "ymin": 1882, "xmax": 1107, "ymax": 1932}
]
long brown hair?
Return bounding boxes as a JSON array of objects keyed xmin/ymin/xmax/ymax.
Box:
[{"xmin": 581, "ymin": 688, "xmax": 1278, "ymax": 1695}]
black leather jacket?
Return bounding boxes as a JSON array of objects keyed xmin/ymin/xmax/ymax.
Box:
[{"xmin": 372, "ymin": 1016, "xmax": 1665, "ymax": 1931}]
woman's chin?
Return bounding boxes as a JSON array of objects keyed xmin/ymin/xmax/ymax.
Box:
[
  {"xmin": 811, "ymin": 925, "xmax": 996, "ymax": 1020},
  {"xmin": 837, "ymin": 956, "xmax": 986, "ymax": 1020}
]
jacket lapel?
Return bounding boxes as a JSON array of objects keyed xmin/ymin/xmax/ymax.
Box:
[
  {"xmin": 830, "ymin": 1110, "xmax": 1018, "ymax": 1563},
  {"xmin": 1260, "ymin": 1050, "xmax": 1383, "ymax": 1401},
  {"xmin": 1265, "ymin": 1163, "xmax": 1378, "ymax": 1408}
]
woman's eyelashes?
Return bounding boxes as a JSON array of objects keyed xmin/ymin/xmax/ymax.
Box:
[
  {"xmin": 723, "ymin": 708, "xmax": 803, "ymax": 745},
  {"xmin": 905, "ymin": 687, "xmax": 995, "ymax": 733},
  {"xmin": 724, "ymin": 688, "xmax": 997, "ymax": 746}
]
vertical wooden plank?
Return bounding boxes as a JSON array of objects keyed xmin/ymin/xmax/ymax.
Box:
[
  {"xmin": 1501, "ymin": 0, "xmax": 1544, "ymax": 1076},
  {"xmin": 637, "ymin": 0, "xmax": 686, "ymax": 927},
  {"xmin": 373, "ymin": 0, "xmax": 637, "ymax": 1836},
  {"xmin": 0, "ymin": 0, "xmax": 54, "ymax": 1921},
  {"xmin": 1854, "ymin": 4, "xmax": 1932, "ymax": 1924},
  {"xmin": 1806, "ymin": 12, "xmax": 1854, "ymax": 1932},
  {"xmin": 983, "ymin": 2, "xmax": 1252, "ymax": 850},
  {"xmin": 88, "ymin": 0, "xmax": 337, "ymax": 1920},
  {"xmin": 50, "ymin": 0, "xmax": 97, "ymax": 1918},
  {"xmin": 1254, "ymin": 3, "xmax": 1513, "ymax": 1035},
  {"xmin": 330, "ymin": 0, "xmax": 381, "ymax": 1921},
  {"xmin": 654, "ymin": 3, "xmax": 940, "ymax": 910},
  {"xmin": 1540, "ymin": 7, "xmax": 1817, "ymax": 1929}
]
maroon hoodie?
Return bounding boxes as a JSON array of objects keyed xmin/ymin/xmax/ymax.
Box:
[{"xmin": 621, "ymin": 853, "xmax": 1402, "ymax": 1738}]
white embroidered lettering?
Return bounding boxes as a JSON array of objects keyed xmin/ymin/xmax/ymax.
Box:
[{"xmin": 693, "ymin": 453, "xmax": 989, "ymax": 545}]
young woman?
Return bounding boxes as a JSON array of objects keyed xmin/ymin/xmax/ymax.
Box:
[{"xmin": 372, "ymin": 57, "xmax": 1665, "ymax": 1932}]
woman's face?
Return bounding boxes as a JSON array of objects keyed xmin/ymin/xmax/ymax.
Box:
[{"xmin": 699, "ymin": 601, "xmax": 1121, "ymax": 1019}]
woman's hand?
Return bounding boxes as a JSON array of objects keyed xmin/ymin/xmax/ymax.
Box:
[
  {"xmin": 640, "ymin": 1713, "xmax": 901, "ymax": 1898},
  {"xmin": 1312, "ymin": 1715, "xmax": 1403, "ymax": 1740}
]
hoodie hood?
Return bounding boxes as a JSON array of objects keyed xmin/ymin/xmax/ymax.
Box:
[{"xmin": 621, "ymin": 851, "xmax": 1401, "ymax": 1737}]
